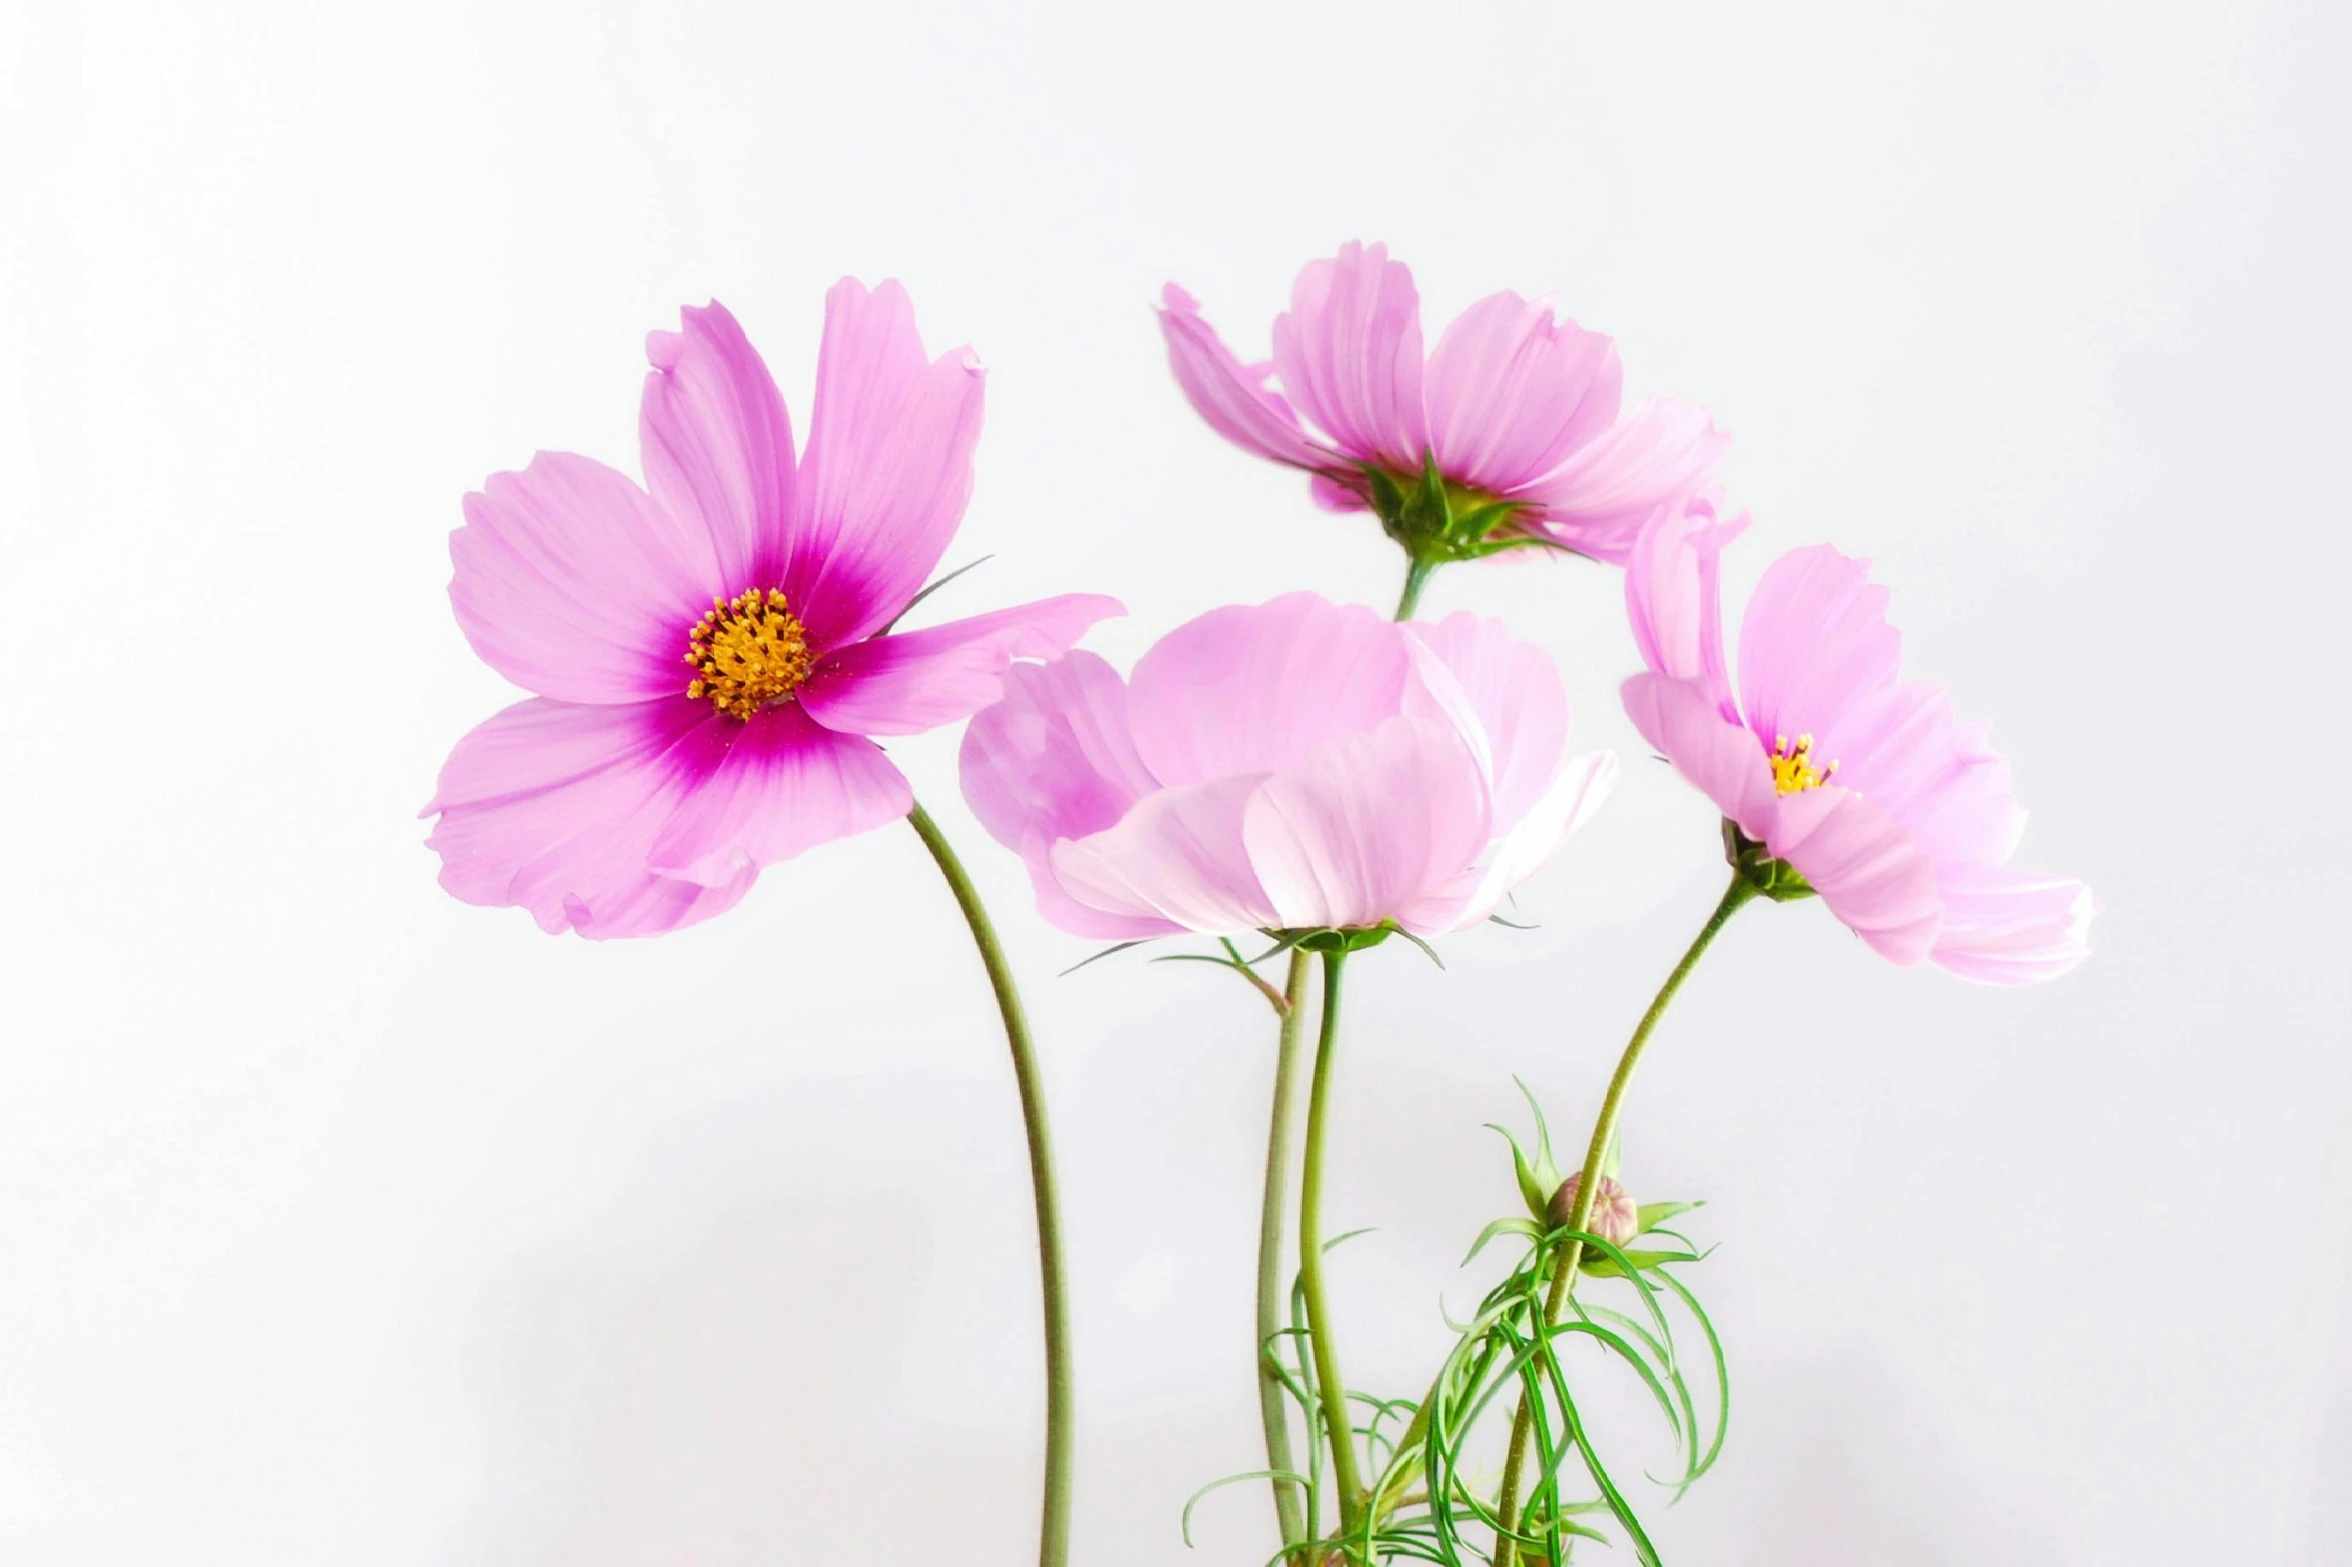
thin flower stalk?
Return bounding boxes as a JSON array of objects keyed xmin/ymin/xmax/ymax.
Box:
[{"xmin": 1258, "ymin": 949, "xmax": 1316, "ymax": 1560}]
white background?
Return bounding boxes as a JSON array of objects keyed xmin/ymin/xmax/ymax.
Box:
[{"xmin": 2, "ymin": 1, "xmax": 2346, "ymax": 1561}]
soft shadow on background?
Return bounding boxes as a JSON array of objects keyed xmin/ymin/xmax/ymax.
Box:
[{"xmin": 1, "ymin": 1, "xmax": 2346, "ymax": 1562}]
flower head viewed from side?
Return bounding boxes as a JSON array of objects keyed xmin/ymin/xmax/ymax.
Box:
[
  {"xmin": 1158, "ymin": 242, "xmax": 1730, "ymax": 584},
  {"xmin": 959, "ymin": 592, "xmax": 1618, "ymax": 941},
  {"xmin": 1620, "ymin": 497, "xmax": 2095, "ymax": 982},
  {"xmin": 425, "ymin": 287, "xmax": 1120, "ymax": 937}
]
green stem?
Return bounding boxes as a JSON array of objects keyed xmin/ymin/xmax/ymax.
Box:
[
  {"xmin": 1298, "ymin": 948, "xmax": 1367, "ymax": 1537},
  {"xmin": 1257, "ymin": 950, "xmax": 1316, "ymax": 1560},
  {"xmin": 1394, "ymin": 555, "xmax": 1437, "ymax": 620},
  {"xmin": 908, "ymin": 801, "xmax": 1074, "ymax": 1567},
  {"xmin": 1489, "ymin": 873, "xmax": 1756, "ymax": 1567}
]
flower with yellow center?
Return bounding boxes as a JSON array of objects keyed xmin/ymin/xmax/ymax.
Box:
[
  {"xmin": 1766, "ymin": 732, "xmax": 1836, "ymax": 795},
  {"xmin": 684, "ymin": 589, "xmax": 815, "ymax": 720}
]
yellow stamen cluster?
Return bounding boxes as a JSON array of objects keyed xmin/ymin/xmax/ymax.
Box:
[
  {"xmin": 1768, "ymin": 732, "xmax": 1838, "ymax": 795},
  {"xmin": 684, "ymin": 588, "xmax": 814, "ymax": 720}
]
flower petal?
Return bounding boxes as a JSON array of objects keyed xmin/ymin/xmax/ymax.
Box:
[
  {"xmin": 788, "ymin": 278, "xmax": 985, "ymax": 650},
  {"xmin": 1270, "ymin": 241, "xmax": 1430, "ymax": 472},
  {"xmin": 1425, "ymin": 290, "xmax": 1620, "ymax": 494},
  {"xmin": 1403, "ymin": 748, "xmax": 1619, "ymax": 934},
  {"xmin": 640, "ymin": 301, "xmax": 797, "ymax": 593},
  {"xmin": 1737, "ymin": 544, "xmax": 1903, "ymax": 759},
  {"xmin": 423, "ymin": 696, "xmax": 755, "ymax": 938},
  {"xmin": 645, "ymin": 703, "xmax": 911, "ymax": 885},
  {"xmin": 960, "ymin": 653, "xmax": 1160, "ymax": 852},
  {"xmin": 1401, "ymin": 611, "xmax": 1569, "ymax": 831},
  {"xmin": 1514, "ymin": 398, "xmax": 1730, "ymax": 563},
  {"xmin": 450, "ymin": 452, "xmax": 720, "ymax": 703},
  {"xmin": 1620, "ymin": 673, "xmax": 1778, "ymax": 842},
  {"xmin": 1242, "ymin": 715, "xmax": 1493, "ymax": 932},
  {"xmin": 1124, "ymin": 593, "xmax": 1410, "ymax": 787},
  {"xmin": 1821, "ymin": 680, "xmax": 2025, "ymax": 869},
  {"xmin": 798, "ymin": 593, "xmax": 1124, "ymax": 737},
  {"xmin": 1157, "ymin": 284, "xmax": 1334, "ymax": 470},
  {"xmin": 1623, "ymin": 492, "xmax": 1747, "ymax": 712},
  {"xmin": 1766, "ymin": 785, "xmax": 1942, "ymax": 965},
  {"xmin": 1050, "ymin": 774, "xmax": 1278, "ymax": 934},
  {"xmin": 1929, "ymin": 863, "xmax": 2096, "ymax": 984}
]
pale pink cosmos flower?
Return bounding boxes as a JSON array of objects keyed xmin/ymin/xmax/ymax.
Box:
[
  {"xmin": 1157, "ymin": 241, "xmax": 1729, "ymax": 564},
  {"xmin": 425, "ymin": 288, "xmax": 1120, "ymax": 938},
  {"xmin": 1620, "ymin": 498, "xmax": 2094, "ymax": 982},
  {"xmin": 959, "ymin": 593, "xmax": 1618, "ymax": 940}
]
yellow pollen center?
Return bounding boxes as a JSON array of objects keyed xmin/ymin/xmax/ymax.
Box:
[
  {"xmin": 684, "ymin": 589, "xmax": 814, "ymax": 720},
  {"xmin": 1768, "ymin": 732, "xmax": 1838, "ymax": 795}
]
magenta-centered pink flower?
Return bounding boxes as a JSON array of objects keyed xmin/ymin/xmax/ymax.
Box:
[
  {"xmin": 1158, "ymin": 242, "xmax": 1729, "ymax": 563},
  {"xmin": 1620, "ymin": 499, "xmax": 2094, "ymax": 982},
  {"xmin": 424, "ymin": 288, "xmax": 1120, "ymax": 938},
  {"xmin": 959, "ymin": 593, "xmax": 1618, "ymax": 940}
]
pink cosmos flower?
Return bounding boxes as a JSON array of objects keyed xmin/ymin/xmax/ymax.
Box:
[
  {"xmin": 425, "ymin": 288, "xmax": 1120, "ymax": 938},
  {"xmin": 1620, "ymin": 498, "xmax": 2094, "ymax": 982},
  {"xmin": 1157, "ymin": 241, "xmax": 1729, "ymax": 564},
  {"xmin": 958, "ymin": 593, "xmax": 1618, "ymax": 940}
]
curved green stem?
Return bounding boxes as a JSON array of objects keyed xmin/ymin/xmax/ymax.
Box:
[
  {"xmin": 1257, "ymin": 949, "xmax": 1316, "ymax": 1559},
  {"xmin": 1298, "ymin": 948, "xmax": 1368, "ymax": 1536},
  {"xmin": 1394, "ymin": 555, "xmax": 1438, "ymax": 620},
  {"xmin": 908, "ymin": 801, "xmax": 1074, "ymax": 1567},
  {"xmin": 1489, "ymin": 872, "xmax": 1756, "ymax": 1567}
]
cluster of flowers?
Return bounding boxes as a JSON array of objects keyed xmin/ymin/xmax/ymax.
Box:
[{"xmin": 425, "ymin": 244, "xmax": 2094, "ymax": 1566}]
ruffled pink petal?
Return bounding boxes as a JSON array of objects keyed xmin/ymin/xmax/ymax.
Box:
[
  {"xmin": 1403, "ymin": 748, "xmax": 1618, "ymax": 934},
  {"xmin": 423, "ymin": 696, "xmax": 756, "ymax": 938},
  {"xmin": 1241, "ymin": 715, "xmax": 1493, "ymax": 932},
  {"xmin": 787, "ymin": 279, "xmax": 986, "ymax": 650},
  {"xmin": 1766, "ymin": 785, "xmax": 1943, "ymax": 965},
  {"xmin": 1620, "ymin": 674, "xmax": 1779, "ymax": 842},
  {"xmin": 640, "ymin": 301, "xmax": 797, "ymax": 594},
  {"xmin": 1270, "ymin": 242, "xmax": 1430, "ymax": 472},
  {"xmin": 1623, "ymin": 493, "xmax": 1747, "ymax": 715},
  {"xmin": 645, "ymin": 703, "xmax": 912, "ymax": 886},
  {"xmin": 798, "ymin": 593, "xmax": 1124, "ymax": 738},
  {"xmin": 1821, "ymin": 680, "xmax": 2025, "ymax": 870},
  {"xmin": 1929, "ymin": 864, "xmax": 2095, "ymax": 984},
  {"xmin": 1513, "ymin": 398, "xmax": 1731, "ymax": 564},
  {"xmin": 1157, "ymin": 284, "xmax": 1334, "ymax": 471},
  {"xmin": 1049, "ymin": 774, "xmax": 1278, "ymax": 934},
  {"xmin": 1400, "ymin": 612, "xmax": 1570, "ymax": 832},
  {"xmin": 1737, "ymin": 544, "xmax": 1902, "ymax": 761},
  {"xmin": 1425, "ymin": 290, "xmax": 1620, "ymax": 495},
  {"xmin": 1125, "ymin": 593, "xmax": 1411, "ymax": 787},
  {"xmin": 960, "ymin": 653, "xmax": 1161, "ymax": 855},
  {"xmin": 450, "ymin": 452, "xmax": 721, "ymax": 704}
]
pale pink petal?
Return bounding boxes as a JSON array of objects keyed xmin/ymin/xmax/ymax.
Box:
[
  {"xmin": 1766, "ymin": 786, "xmax": 1942, "ymax": 965},
  {"xmin": 1400, "ymin": 612, "xmax": 1569, "ymax": 831},
  {"xmin": 1425, "ymin": 290, "xmax": 1620, "ymax": 494},
  {"xmin": 798, "ymin": 593, "xmax": 1124, "ymax": 737},
  {"xmin": 1623, "ymin": 494, "xmax": 1747, "ymax": 715},
  {"xmin": 1050, "ymin": 774, "xmax": 1278, "ymax": 934},
  {"xmin": 450, "ymin": 452, "xmax": 721, "ymax": 704},
  {"xmin": 1514, "ymin": 398, "xmax": 1731, "ymax": 563},
  {"xmin": 960, "ymin": 653, "xmax": 1161, "ymax": 856},
  {"xmin": 1405, "ymin": 749, "xmax": 1619, "ymax": 934},
  {"xmin": 1125, "ymin": 594, "xmax": 1411, "ymax": 787},
  {"xmin": 1241, "ymin": 716, "xmax": 1492, "ymax": 932},
  {"xmin": 1821, "ymin": 680, "xmax": 2025, "ymax": 869},
  {"xmin": 640, "ymin": 301, "xmax": 797, "ymax": 593},
  {"xmin": 423, "ymin": 696, "xmax": 755, "ymax": 938},
  {"xmin": 787, "ymin": 279, "xmax": 986, "ymax": 650},
  {"xmin": 1737, "ymin": 544, "xmax": 1902, "ymax": 760},
  {"xmin": 1157, "ymin": 284, "xmax": 1334, "ymax": 470},
  {"xmin": 1928, "ymin": 864, "xmax": 2096, "ymax": 984},
  {"xmin": 645, "ymin": 703, "xmax": 912, "ymax": 886},
  {"xmin": 1270, "ymin": 242, "xmax": 1430, "ymax": 472},
  {"xmin": 1620, "ymin": 674, "xmax": 1779, "ymax": 842}
]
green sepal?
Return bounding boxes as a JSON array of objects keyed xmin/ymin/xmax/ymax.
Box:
[
  {"xmin": 1578, "ymin": 1246, "xmax": 1701, "ymax": 1280},
  {"xmin": 1635, "ymin": 1199, "xmax": 1703, "ymax": 1234},
  {"xmin": 1460, "ymin": 1214, "xmax": 1545, "ymax": 1267},
  {"xmin": 1722, "ymin": 817, "xmax": 1816, "ymax": 901},
  {"xmin": 1293, "ymin": 924, "xmax": 1395, "ymax": 954}
]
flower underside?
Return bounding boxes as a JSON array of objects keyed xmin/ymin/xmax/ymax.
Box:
[
  {"xmin": 1768, "ymin": 731, "xmax": 1836, "ymax": 794},
  {"xmin": 684, "ymin": 588, "xmax": 813, "ymax": 720}
]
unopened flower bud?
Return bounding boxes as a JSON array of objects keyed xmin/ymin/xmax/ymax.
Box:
[{"xmin": 1545, "ymin": 1171, "xmax": 1638, "ymax": 1245}]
